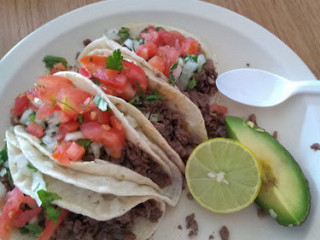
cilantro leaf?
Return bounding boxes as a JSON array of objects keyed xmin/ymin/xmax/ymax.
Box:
[
  {"xmin": 185, "ymin": 54, "xmax": 198, "ymax": 63},
  {"xmin": 19, "ymin": 224, "xmax": 44, "ymax": 236},
  {"xmin": 43, "ymin": 56, "xmax": 68, "ymax": 70},
  {"xmin": 0, "ymin": 145, "xmax": 8, "ymax": 168},
  {"xmin": 145, "ymin": 91, "xmax": 163, "ymax": 104},
  {"xmin": 78, "ymin": 115, "xmax": 84, "ymax": 124},
  {"xmin": 169, "ymin": 62, "xmax": 178, "ymax": 85},
  {"xmin": 155, "ymin": 26, "xmax": 164, "ymax": 31},
  {"xmin": 106, "ymin": 49, "xmax": 124, "ymax": 71},
  {"xmin": 29, "ymin": 112, "xmax": 36, "ymax": 122},
  {"xmin": 37, "ymin": 190, "xmax": 62, "ymax": 223},
  {"xmin": 27, "ymin": 162, "xmax": 38, "ymax": 172},
  {"xmin": 118, "ymin": 27, "xmax": 130, "ymax": 40},
  {"xmin": 76, "ymin": 139, "xmax": 92, "ymax": 150},
  {"xmin": 93, "ymin": 95, "xmax": 108, "ymax": 111},
  {"xmin": 187, "ymin": 77, "xmax": 197, "ymax": 90},
  {"xmin": 128, "ymin": 95, "xmax": 142, "ymax": 107}
]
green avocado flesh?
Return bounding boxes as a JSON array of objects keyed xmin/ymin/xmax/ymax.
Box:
[{"xmin": 225, "ymin": 116, "xmax": 310, "ymax": 226}]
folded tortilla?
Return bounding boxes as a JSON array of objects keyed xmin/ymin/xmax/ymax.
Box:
[
  {"xmin": 12, "ymin": 71, "xmax": 182, "ymax": 206},
  {"xmin": 4, "ymin": 132, "xmax": 165, "ymax": 240}
]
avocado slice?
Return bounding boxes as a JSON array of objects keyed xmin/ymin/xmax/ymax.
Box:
[{"xmin": 225, "ymin": 116, "xmax": 310, "ymax": 226}]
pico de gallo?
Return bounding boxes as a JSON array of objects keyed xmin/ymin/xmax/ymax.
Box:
[{"xmin": 10, "ymin": 74, "xmax": 171, "ymax": 188}]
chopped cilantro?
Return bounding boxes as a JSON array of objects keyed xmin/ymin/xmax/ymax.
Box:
[
  {"xmin": 128, "ymin": 95, "xmax": 141, "ymax": 107},
  {"xmin": 169, "ymin": 62, "xmax": 178, "ymax": 85},
  {"xmin": 145, "ymin": 91, "xmax": 163, "ymax": 104},
  {"xmin": 187, "ymin": 77, "xmax": 197, "ymax": 90},
  {"xmin": 93, "ymin": 95, "xmax": 108, "ymax": 111},
  {"xmin": 27, "ymin": 162, "xmax": 38, "ymax": 172},
  {"xmin": 106, "ymin": 49, "xmax": 124, "ymax": 71},
  {"xmin": 76, "ymin": 139, "xmax": 92, "ymax": 150},
  {"xmin": 43, "ymin": 56, "xmax": 68, "ymax": 70},
  {"xmin": 19, "ymin": 224, "xmax": 44, "ymax": 236},
  {"xmin": 39, "ymin": 139, "xmax": 46, "ymax": 147},
  {"xmin": 78, "ymin": 115, "xmax": 84, "ymax": 124},
  {"xmin": 137, "ymin": 38, "xmax": 145, "ymax": 44},
  {"xmin": 118, "ymin": 27, "xmax": 130, "ymax": 40},
  {"xmin": 0, "ymin": 145, "xmax": 8, "ymax": 168},
  {"xmin": 155, "ymin": 26, "xmax": 164, "ymax": 31},
  {"xmin": 185, "ymin": 54, "xmax": 198, "ymax": 63},
  {"xmin": 29, "ymin": 112, "xmax": 36, "ymax": 122},
  {"xmin": 37, "ymin": 190, "xmax": 62, "ymax": 223}
]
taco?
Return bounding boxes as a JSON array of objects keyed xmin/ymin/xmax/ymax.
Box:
[
  {"xmin": 77, "ymin": 40, "xmax": 211, "ymax": 167},
  {"xmin": 0, "ymin": 132, "xmax": 165, "ymax": 240},
  {"xmin": 9, "ymin": 72, "xmax": 182, "ymax": 206},
  {"xmin": 79, "ymin": 24, "xmax": 227, "ymax": 142}
]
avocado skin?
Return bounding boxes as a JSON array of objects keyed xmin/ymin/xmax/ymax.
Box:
[{"xmin": 225, "ymin": 116, "xmax": 310, "ymax": 226}]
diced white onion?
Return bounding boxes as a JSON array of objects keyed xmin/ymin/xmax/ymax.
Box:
[
  {"xmin": 178, "ymin": 60, "xmax": 199, "ymax": 90},
  {"xmin": 124, "ymin": 39, "xmax": 140, "ymax": 51},
  {"xmin": 172, "ymin": 64, "xmax": 183, "ymax": 81},
  {"xmin": 64, "ymin": 131, "xmax": 84, "ymax": 141},
  {"xmin": 197, "ymin": 54, "xmax": 206, "ymax": 66},
  {"xmin": 149, "ymin": 114, "xmax": 162, "ymax": 122},
  {"xmin": 32, "ymin": 97, "xmax": 42, "ymax": 107},
  {"xmin": 104, "ymin": 28, "xmax": 120, "ymax": 41},
  {"xmin": 88, "ymin": 142, "xmax": 103, "ymax": 159},
  {"xmin": 0, "ymin": 182, "xmax": 6, "ymax": 201},
  {"xmin": 46, "ymin": 112, "xmax": 60, "ymax": 127},
  {"xmin": 42, "ymin": 134, "xmax": 57, "ymax": 152},
  {"xmin": 19, "ymin": 109, "xmax": 34, "ymax": 125}
]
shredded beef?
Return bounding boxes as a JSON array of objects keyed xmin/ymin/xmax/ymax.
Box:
[
  {"xmin": 83, "ymin": 142, "xmax": 171, "ymax": 189},
  {"xmin": 193, "ymin": 59, "xmax": 218, "ymax": 95},
  {"xmin": 51, "ymin": 200, "xmax": 162, "ymax": 240},
  {"xmin": 0, "ymin": 173, "xmax": 14, "ymax": 192}
]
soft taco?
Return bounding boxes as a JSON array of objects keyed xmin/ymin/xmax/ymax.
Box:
[
  {"xmin": 77, "ymin": 41, "xmax": 211, "ymax": 167},
  {"xmin": 0, "ymin": 132, "xmax": 165, "ymax": 240},
  {"xmin": 9, "ymin": 72, "xmax": 182, "ymax": 206}
]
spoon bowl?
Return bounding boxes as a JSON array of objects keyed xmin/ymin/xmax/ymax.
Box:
[{"xmin": 216, "ymin": 68, "xmax": 320, "ymax": 107}]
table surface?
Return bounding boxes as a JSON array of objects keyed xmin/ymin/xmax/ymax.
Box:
[{"xmin": 1, "ymin": 0, "xmax": 320, "ymax": 78}]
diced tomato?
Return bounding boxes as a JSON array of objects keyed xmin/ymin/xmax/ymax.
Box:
[
  {"xmin": 136, "ymin": 41, "xmax": 158, "ymax": 60},
  {"xmin": 158, "ymin": 29, "xmax": 184, "ymax": 48},
  {"xmin": 148, "ymin": 55, "xmax": 165, "ymax": 72},
  {"xmin": 52, "ymin": 141, "xmax": 72, "ymax": 165},
  {"xmin": 81, "ymin": 121, "xmax": 124, "ymax": 158},
  {"xmin": 122, "ymin": 61, "xmax": 148, "ymax": 92},
  {"xmin": 118, "ymin": 81, "xmax": 137, "ymax": 100},
  {"xmin": 80, "ymin": 55, "xmax": 107, "ymax": 67},
  {"xmin": 49, "ymin": 62, "xmax": 67, "ymax": 75},
  {"xmin": 11, "ymin": 208, "xmax": 42, "ymax": 228},
  {"xmin": 139, "ymin": 27, "xmax": 162, "ymax": 45},
  {"xmin": 66, "ymin": 141, "xmax": 85, "ymax": 161},
  {"xmin": 106, "ymin": 69, "xmax": 120, "ymax": 78},
  {"xmin": 94, "ymin": 67, "xmax": 127, "ymax": 90},
  {"xmin": 83, "ymin": 107, "xmax": 111, "ymax": 124},
  {"xmin": 54, "ymin": 121, "xmax": 80, "ymax": 141},
  {"xmin": 181, "ymin": 37, "xmax": 200, "ymax": 56},
  {"xmin": 26, "ymin": 122, "xmax": 44, "ymax": 138},
  {"xmin": 157, "ymin": 46, "xmax": 180, "ymax": 77},
  {"xmin": 56, "ymin": 87, "xmax": 92, "ymax": 115},
  {"xmin": 10, "ymin": 93, "xmax": 30, "ymax": 116},
  {"xmin": 59, "ymin": 110, "xmax": 78, "ymax": 123},
  {"xmin": 36, "ymin": 75, "xmax": 74, "ymax": 105},
  {"xmin": 0, "ymin": 188, "xmax": 42, "ymax": 240},
  {"xmin": 39, "ymin": 209, "xmax": 68, "ymax": 240},
  {"xmin": 78, "ymin": 66, "xmax": 92, "ymax": 79},
  {"xmin": 36, "ymin": 103, "xmax": 59, "ymax": 120},
  {"xmin": 210, "ymin": 103, "xmax": 228, "ymax": 115}
]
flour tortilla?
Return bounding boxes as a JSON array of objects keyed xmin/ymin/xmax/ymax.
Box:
[
  {"xmin": 4, "ymin": 132, "xmax": 165, "ymax": 240},
  {"xmin": 14, "ymin": 71, "xmax": 182, "ymax": 206}
]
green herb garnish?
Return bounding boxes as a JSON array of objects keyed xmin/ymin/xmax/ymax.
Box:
[
  {"xmin": 118, "ymin": 27, "xmax": 130, "ymax": 40},
  {"xmin": 93, "ymin": 95, "xmax": 108, "ymax": 111},
  {"xmin": 185, "ymin": 54, "xmax": 198, "ymax": 63},
  {"xmin": 29, "ymin": 112, "xmax": 36, "ymax": 122},
  {"xmin": 19, "ymin": 224, "xmax": 44, "ymax": 236},
  {"xmin": 76, "ymin": 139, "xmax": 92, "ymax": 150},
  {"xmin": 0, "ymin": 145, "xmax": 8, "ymax": 168},
  {"xmin": 169, "ymin": 62, "xmax": 178, "ymax": 85},
  {"xmin": 78, "ymin": 115, "xmax": 84, "ymax": 124},
  {"xmin": 155, "ymin": 26, "xmax": 164, "ymax": 31},
  {"xmin": 37, "ymin": 190, "xmax": 62, "ymax": 223},
  {"xmin": 187, "ymin": 77, "xmax": 197, "ymax": 90},
  {"xmin": 106, "ymin": 49, "xmax": 124, "ymax": 71},
  {"xmin": 145, "ymin": 91, "xmax": 163, "ymax": 104},
  {"xmin": 137, "ymin": 38, "xmax": 145, "ymax": 44},
  {"xmin": 27, "ymin": 162, "xmax": 38, "ymax": 172},
  {"xmin": 43, "ymin": 56, "xmax": 68, "ymax": 70}
]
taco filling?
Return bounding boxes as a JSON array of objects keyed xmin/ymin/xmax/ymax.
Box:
[
  {"xmin": 77, "ymin": 51, "xmax": 200, "ymax": 163},
  {"xmin": 0, "ymin": 185, "xmax": 162, "ymax": 240},
  {"xmin": 10, "ymin": 75, "xmax": 170, "ymax": 188},
  {"xmin": 107, "ymin": 25, "xmax": 227, "ymax": 140}
]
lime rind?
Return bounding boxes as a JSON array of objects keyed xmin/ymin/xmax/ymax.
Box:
[{"xmin": 186, "ymin": 138, "xmax": 261, "ymax": 214}]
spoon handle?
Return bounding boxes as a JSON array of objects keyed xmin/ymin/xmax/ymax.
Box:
[{"xmin": 293, "ymin": 80, "xmax": 320, "ymax": 95}]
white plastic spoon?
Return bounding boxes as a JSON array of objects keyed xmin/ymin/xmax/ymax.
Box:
[{"xmin": 216, "ymin": 68, "xmax": 320, "ymax": 107}]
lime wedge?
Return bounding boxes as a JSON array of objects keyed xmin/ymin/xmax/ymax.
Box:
[{"xmin": 186, "ymin": 138, "xmax": 261, "ymax": 213}]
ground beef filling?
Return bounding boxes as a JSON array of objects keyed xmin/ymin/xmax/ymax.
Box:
[
  {"xmin": 138, "ymin": 99, "xmax": 199, "ymax": 163},
  {"xmin": 84, "ymin": 142, "xmax": 171, "ymax": 189},
  {"xmin": 51, "ymin": 200, "xmax": 162, "ymax": 240},
  {"xmin": 185, "ymin": 59, "xmax": 227, "ymax": 139}
]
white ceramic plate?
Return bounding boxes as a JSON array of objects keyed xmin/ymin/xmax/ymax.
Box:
[{"xmin": 1, "ymin": 0, "xmax": 319, "ymax": 239}]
